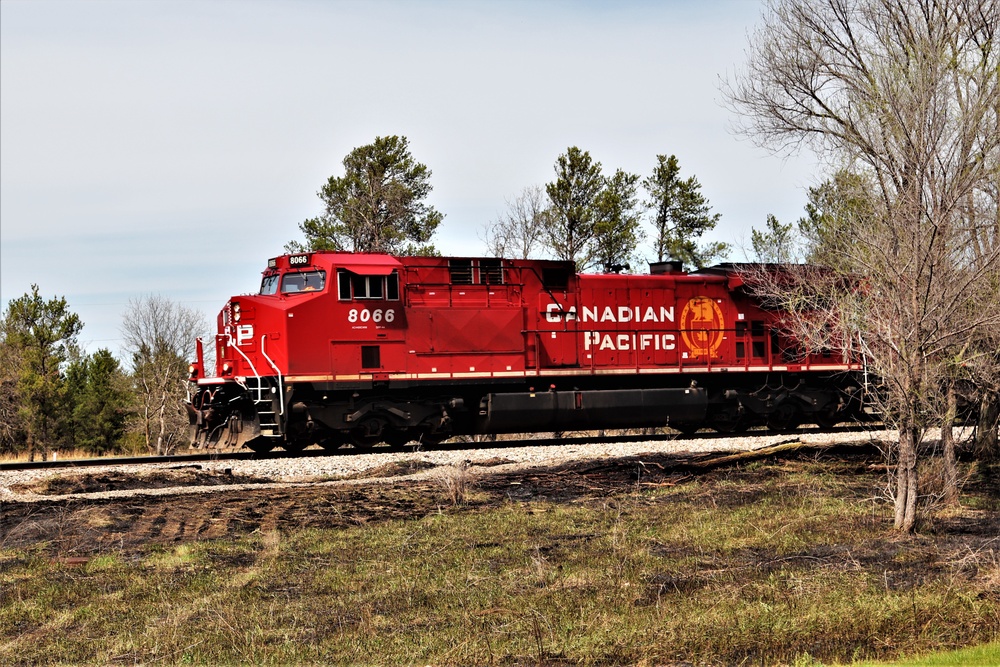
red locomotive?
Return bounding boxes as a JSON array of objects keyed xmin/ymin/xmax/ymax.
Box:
[{"xmin": 186, "ymin": 252, "xmax": 865, "ymax": 452}]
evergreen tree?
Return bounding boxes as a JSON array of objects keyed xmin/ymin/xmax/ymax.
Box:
[
  {"xmin": 643, "ymin": 154, "xmax": 727, "ymax": 269},
  {"xmin": 592, "ymin": 169, "xmax": 643, "ymax": 272},
  {"xmin": 64, "ymin": 349, "xmax": 131, "ymax": 454},
  {"xmin": 544, "ymin": 147, "xmax": 606, "ymax": 269},
  {"xmin": 291, "ymin": 135, "xmax": 443, "ymax": 255},
  {"xmin": 0, "ymin": 338, "xmax": 26, "ymax": 456},
  {"xmin": 797, "ymin": 170, "xmax": 876, "ymax": 268},
  {"xmin": 0, "ymin": 285, "xmax": 83, "ymax": 460},
  {"xmin": 751, "ymin": 214, "xmax": 797, "ymax": 263}
]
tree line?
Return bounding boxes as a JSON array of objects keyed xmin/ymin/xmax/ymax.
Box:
[
  {"xmin": 486, "ymin": 149, "xmax": 729, "ymax": 272},
  {"xmin": 0, "ymin": 290, "xmax": 206, "ymax": 460},
  {"xmin": 290, "ymin": 136, "xmax": 728, "ymax": 272}
]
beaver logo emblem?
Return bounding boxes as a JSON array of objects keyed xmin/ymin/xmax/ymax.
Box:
[{"xmin": 680, "ymin": 297, "xmax": 725, "ymax": 357}]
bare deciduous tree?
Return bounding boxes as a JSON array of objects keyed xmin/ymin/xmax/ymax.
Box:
[
  {"xmin": 726, "ymin": 0, "xmax": 1000, "ymax": 531},
  {"xmin": 121, "ymin": 296, "xmax": 207, "ymax": 455},
  {"xmin": 482, "ymin": 185, "xmax": 551, "ymax": 259}
]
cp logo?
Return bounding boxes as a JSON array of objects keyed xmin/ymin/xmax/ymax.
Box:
[
  {"xmin": 680, "ymin": 297, "xmax": 725, "ymax": 357},
  {"xmin": 236, "ymin": 324, "xmax": 254, "ymax": 346}
]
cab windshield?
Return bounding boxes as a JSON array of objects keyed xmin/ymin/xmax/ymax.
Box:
[
  {"xmin": 260, "ymin": 274, "xmax": 279, "ymax": 295},
  {"xmin": 280, "ymin": 270, "xmax": 326, "ymax": 294}
]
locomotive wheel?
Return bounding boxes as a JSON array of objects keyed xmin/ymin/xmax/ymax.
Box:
[
  {"xmin": 282, "ymin": 440, "xmax": 307, "ymax": 454},
  {"xmin": 767, "ymin": 403, "xmax": 801, "ymax": 432},
  {"xmin": 350, "ymin": 417, "xmax": 387, "ymax": 449},
  {"xmin": 814, "ymin": 404, "xmax": 841, "ymax": 428},
  {"xmin": 418, "ymin": 431, "xmax": 447, "ymax": 446},
  {"xmin": 711, "ymin": 411, "xmax": 748, "ymax": 434}
]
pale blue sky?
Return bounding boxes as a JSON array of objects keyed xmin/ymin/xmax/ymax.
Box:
[{"xmin": 1, "ymin": 0, "xmax": 820, "ymax": 357}]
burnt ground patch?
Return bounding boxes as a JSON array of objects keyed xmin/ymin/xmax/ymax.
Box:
[
  {"xmin": 2, "ymin": 446, "xmax": 997, "ymax": 590},
  {"xmin": 10, "ymin": 465, "xmax": 272, "ymax": 496},
  {"xmin": 351, "ymin": 459, "xmax": 440, "ymax": 479}
]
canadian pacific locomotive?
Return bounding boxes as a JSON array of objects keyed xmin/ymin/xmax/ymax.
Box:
[{"xmin": 186, "ymin": 252, "xmax": 865, "ymax": 452}]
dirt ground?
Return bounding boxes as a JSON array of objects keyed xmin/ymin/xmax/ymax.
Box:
[{"xmin": 2, "ymin": 447, "xmax": 998, "ymax": 577}]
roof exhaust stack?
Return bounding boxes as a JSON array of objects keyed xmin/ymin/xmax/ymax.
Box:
[{"xmin": 649, "ymin": 260, "xmax": 684, "ymax": 275}]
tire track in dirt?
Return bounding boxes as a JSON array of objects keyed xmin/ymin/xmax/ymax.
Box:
[{"xmin": 8, "ymin": 446, "xmax": 990, "ymax": 558}]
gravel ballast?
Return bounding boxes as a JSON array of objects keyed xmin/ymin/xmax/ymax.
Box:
[{"xmin": 0, "ymin": 430, "xmax": 889, "ymax": 504}]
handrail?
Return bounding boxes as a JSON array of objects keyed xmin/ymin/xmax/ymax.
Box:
[
  {"xmin": 260, "ymin": 335, "xmax": 285, "ymax": 416},
  {"xmin": 225, "ymin": 334, "xmax": 261, "ymax": 383}
]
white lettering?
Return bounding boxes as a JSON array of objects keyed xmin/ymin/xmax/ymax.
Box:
[
  {"xmin": 348, "ymin": 308, "xmax": 396, "ymax": 325},
  {"xmin": 236, "ymin": 324, "xmax": 253, "ymax": 346},
  {"xmin": 583, "ymin": 330, "xmax": 676, "ymax": 352},
  {"xmin": 546, "ymin": 303, "xmax": 578, "ymax": 323},
  {"xmin": 577, "ymin": 303, "xmax": 676, "ymax": 324},
  {"xmin": 545, "ymin": 303, "xmax": 560, "ymax": 323}
]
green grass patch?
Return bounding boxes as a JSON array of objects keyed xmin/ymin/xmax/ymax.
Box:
[{"xmin": 851, "ymin": 642, "xmax": 1000, "ymax": 666}]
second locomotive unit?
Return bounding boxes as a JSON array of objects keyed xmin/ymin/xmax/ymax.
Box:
[{"xmin": 186, "ymin": 252, "xmax": 865, "ymax": 452}]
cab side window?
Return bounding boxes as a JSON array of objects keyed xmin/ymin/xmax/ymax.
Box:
[{"xmin": 337, "ymin": 270, "xmax": 399, "ymax": 300}]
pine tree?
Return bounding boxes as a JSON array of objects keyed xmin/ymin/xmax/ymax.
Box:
[
  {"xmin": 643, "ymin": 154, "xmax": 727, "ymax": 269},
  {"xmin": 292, "ymin": 135, "xmax": 442, "ymax": 255}
]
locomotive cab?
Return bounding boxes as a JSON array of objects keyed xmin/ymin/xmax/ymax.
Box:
[{"xmin": 188, "ymin": 252, "xmax": 411, "ymax": 452}]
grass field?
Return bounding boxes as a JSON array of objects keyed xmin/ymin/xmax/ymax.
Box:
[
  {"xmin": 2, "ymin": 450, "xmax": 997, "ymax": 665},
  {"xmin": 857, "ymin": 642, "xmax": 1000, "ymax": 665}
]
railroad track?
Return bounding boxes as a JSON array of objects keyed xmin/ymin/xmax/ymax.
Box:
[{"xmin": 0, "ymin": 424, "xmax": 883, "ymax": 473}]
